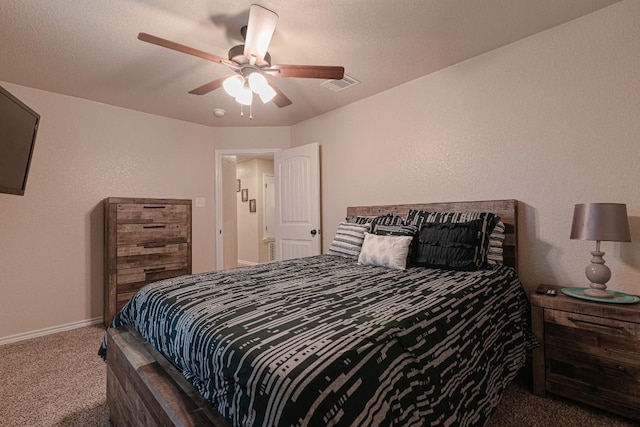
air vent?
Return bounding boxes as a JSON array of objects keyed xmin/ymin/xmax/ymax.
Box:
[{"xmin": 321, "ymin": 74, "xmax": 360, "ymax": 92}]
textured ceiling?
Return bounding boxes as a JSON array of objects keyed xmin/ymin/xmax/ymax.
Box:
[{"xmin": 0, "ymin": 0, "xmax": 620, "ymax": 127}]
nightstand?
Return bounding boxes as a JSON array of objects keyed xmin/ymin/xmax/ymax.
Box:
[{"xmin": 530, "ymin": 284, "xmax": 640, "ymax": 421}]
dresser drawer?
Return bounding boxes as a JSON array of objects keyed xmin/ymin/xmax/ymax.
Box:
[
  {"xmin": 116, "ymin": 242, "xmax": 188, "ymax": 257},
  {"xmin": 116, "ymin": 223, "xmax": 189, "ymax": 245},
  {"xmin": 116, "ymin": 203, "xmax": 189, "ymax": 224},
  {"xmin": 117, "ymin": 244, "xmax": 187, "ymax": 270},
  {"xmin": 545, "ymin": 309, "xmax": 640, "ymax": 364},
  {"xmin": 117, "ymin": 260, "xmax": 188, "ymax": 285}
]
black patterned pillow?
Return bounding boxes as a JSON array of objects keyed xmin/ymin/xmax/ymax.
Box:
[
  {"xmin": 346, "ymin": 215, "xmax": 375, "ymax": 224},
  {"xmin": 372, "ymin": 223, "xmax": 418, "ymax": 236},
  {"xmin": 347, "ymin": 214, "xmax": 404, "ymax": 229},
  {"xmin": 327, "ymin": 222, "xmax": 371, "ymax": 259},
  {"xmin": 413, "ymin": 220, "xmax": 488, "ymax": 270},
  {"xmin": 406, "ymin": 210, "xmax": 499, "ymax": 269}
]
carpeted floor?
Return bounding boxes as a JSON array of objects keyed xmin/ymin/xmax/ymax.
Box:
[{"xmin": 0, "ymin": 325, "xmax": 637, "ymax": 427}]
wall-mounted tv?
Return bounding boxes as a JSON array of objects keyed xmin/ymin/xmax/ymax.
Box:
[{"xmin": 0, "ymin": 85, "xmax": 40, "ymax": 196}]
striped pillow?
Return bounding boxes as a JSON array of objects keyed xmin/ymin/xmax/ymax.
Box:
[
  {"xmin": 487, "ymin": 220, "xmax": 505, "ymax": 267},
  {"xmin": 327, "ymin": 222, "xmax": 371, "ymax": 259}
]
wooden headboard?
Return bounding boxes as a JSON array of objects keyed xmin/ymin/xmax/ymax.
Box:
[{"xmin": 346, "ymin": 199, "xmax": 518, "ymax": 272}]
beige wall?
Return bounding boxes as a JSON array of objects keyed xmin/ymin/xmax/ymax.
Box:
[
  {"xmin": 292, "ymin": 0, "xmax": 640, "ymax": 296},
  {"xmin": 0, "ymin": 82, "xmax": 290, "ymax": 340}
]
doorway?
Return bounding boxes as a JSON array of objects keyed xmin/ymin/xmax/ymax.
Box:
[{"xmin": 215, "ymin": 149, "xmax": 279, "ymax": 270}]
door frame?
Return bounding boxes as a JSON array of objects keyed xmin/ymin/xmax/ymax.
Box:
[{"xmin": 214, "ymin": 148, "xmax": 280, "ymax": 270}]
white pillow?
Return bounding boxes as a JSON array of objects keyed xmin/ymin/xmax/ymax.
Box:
[
  {"xmin": 357, "ymin": 232, "xmax": 413, "ymax": 270},
  {"xmin": 327, "ymin": 222, "xmax": 370, "ymax": 259}
]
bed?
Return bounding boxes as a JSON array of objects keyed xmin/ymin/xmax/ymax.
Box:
[{"xmin": 101, "ymin": 199, "xmax": 531, "ymax": 427}]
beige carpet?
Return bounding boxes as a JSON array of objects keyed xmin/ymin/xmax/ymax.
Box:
[{"xmin": 0, "ymin": 325, "xmax": 637, "ymax": 427}]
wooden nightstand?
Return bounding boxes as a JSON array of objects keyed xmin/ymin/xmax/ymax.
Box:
[{"xmin": 530, "ymin": 284, "xmax": 640, "ymax": 421}]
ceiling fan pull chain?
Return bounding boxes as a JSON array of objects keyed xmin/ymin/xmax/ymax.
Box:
[
  {"xmin": 249, "ymin": 103, "xmax": 253, "ymax": 120},
  {"xmin": 240, "ymin": 104, "xmax": 244, "ymax": 117}
]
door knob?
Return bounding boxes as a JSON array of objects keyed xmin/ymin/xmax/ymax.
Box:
[{"xmin": 310, "ymin": 229, "xmax": 317, "ymax": 236}]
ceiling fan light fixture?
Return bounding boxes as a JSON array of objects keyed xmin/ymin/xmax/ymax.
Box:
[{"xmin": 223, "ymin": 75, "xmax": 244, "ymax": 97}]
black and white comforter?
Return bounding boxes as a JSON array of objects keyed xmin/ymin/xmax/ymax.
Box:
[{"xmin": 100, "ymin": 255, "xmax": 532, "ymax": 427}]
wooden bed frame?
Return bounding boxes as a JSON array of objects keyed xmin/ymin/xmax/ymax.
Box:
[{"xmin": 106, "ymin": 199, "xmax": 519, "ymax": 426}]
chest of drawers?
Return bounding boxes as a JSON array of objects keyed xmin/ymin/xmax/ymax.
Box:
[
  {"xmin": 104, "ymin": 197, "xmax": 192, "ymax": 326},
  {"xmin": 530, "ymin": 285, "xmax": 640, "ymax": 421}
]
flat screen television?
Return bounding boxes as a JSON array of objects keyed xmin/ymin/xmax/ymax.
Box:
[{"xmin": 0, "ymin": 85, "xmax": 40, "ymax": 196}]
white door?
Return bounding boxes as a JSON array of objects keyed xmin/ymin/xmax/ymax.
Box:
[{"xmin": 274, "ymin": 142, "xmax": 321, "ymax": 260}]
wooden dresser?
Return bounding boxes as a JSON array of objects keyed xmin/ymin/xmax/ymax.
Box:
[
  {"xmin": 104, "ymin": 197, "xmax": 192, "ymax": 326},
  {"xmin": 530, "ymin": 284, "xmax": 640, "ymax": 421}
]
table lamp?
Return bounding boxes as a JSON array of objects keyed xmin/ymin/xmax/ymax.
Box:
[{"xmin": 569, "ymin": 203, "xmax": 631, "ymax": 298}]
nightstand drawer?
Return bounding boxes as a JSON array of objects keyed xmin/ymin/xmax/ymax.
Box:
[
  {"xmin": 546, "ymin": 345, "xmax": 640, "ymax": 402},
  {"xmin": 545, "ymin": 309, "xmax": 640, "ymax": 364}
]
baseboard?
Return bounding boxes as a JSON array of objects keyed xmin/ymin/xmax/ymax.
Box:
[
  {"xmin": 237, "ymin": 259, "xmax": 258, "ymax": 267},
  {"xmin": 0, "ymin": 317, "xmax": 103, "ymax": 346}
]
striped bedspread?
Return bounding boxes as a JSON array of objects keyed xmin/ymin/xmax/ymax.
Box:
[{"xmin": 100, "ymin": 255, "xmax": 532, "ymax": 427}]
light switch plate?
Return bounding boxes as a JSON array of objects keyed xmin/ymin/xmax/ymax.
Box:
[{"xmin": 195, "ymin": 197, "xmax": 205, "ymax": 208}]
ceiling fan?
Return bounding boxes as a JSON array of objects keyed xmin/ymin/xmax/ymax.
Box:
[{"xmin": 138, "ymin": 4, "xmax": 345, "ymax": 115}]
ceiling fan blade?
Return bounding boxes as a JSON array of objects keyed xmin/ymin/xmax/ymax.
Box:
[
  {"xmin": 243, "ymin": 5, "xmax": 278, "ymax": 64},
  {"xmin": 138, "ymin": 32, "xmax": 235, "ymax": 67},
  {"xmin": 264, "ymin": 65, "xmax": 345, "ymax": 80},
  {"xmin": 188, "ymin": 76, "xmax": 229, "ymax": 95},
  {"xmin": 269, "ymin": 82, "xmax": 292, "ymax": 108}
]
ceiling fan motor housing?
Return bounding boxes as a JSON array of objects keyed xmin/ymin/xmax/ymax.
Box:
[{"xmin": 228, "ymin": 45, "xmax": 271, "ymax": 67}]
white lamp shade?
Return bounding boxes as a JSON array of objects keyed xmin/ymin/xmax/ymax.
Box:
[
  {"xmin": 248, "ymin": 72, "xmax": 267, "ymax": 91},
  {"xmin": 235, "ymin": 86, "xmax": 253, "ymax": 106},
  {"xmin": 223, "ymin": 75, "xmax": 244, "ymax": 97},
  {"xmin": 248, "ymin": 73, "xmax": 276, "ymax": 103},
  {"xmin": 257, "ymin": 84, "xmax": 276, "ymax": 103}
]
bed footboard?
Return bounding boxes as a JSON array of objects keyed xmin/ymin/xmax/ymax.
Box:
[{"xmin": 106, "ymin": 326, "xmax": 230, "ymax": 427}]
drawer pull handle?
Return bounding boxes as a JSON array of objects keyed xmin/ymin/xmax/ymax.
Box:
[
  {"xmin": 144, "ymin": 267, "xmax": 166, "ymax": 273},
  {"xmin": 143, "ymin": 205, "xmax": 167, "ymax": 209},
  {"xmin": 567, "ymin": 317, "xmax": 625, "ymax": 331},
  {"xmin": 143, "ymin": 243, "xmax": 167, "ymax": 248},
  {"xmin": 143, "ymin": 225, "xmax": 166, "ymax": 229}
]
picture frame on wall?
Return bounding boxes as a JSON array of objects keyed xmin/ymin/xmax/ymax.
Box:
[
  {"xmin": 236, "ymin": 179, "xmax": 241, "ymax": 192},
  {"xmin": 249, "ymin": 199, "xmax": 256, "ymax": 213},
  {"xmin": 241, "ymin": 189, "xmax": 248, "ymax": 202}
]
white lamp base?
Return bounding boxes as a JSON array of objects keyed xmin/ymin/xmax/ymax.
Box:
[
  {"xmin": 584, "ymin": 250, "xmax": 614, "ymax": 298},
  {"xmin": 583, "ymin": 287, "xmax": 613, "ymax": 298}
]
